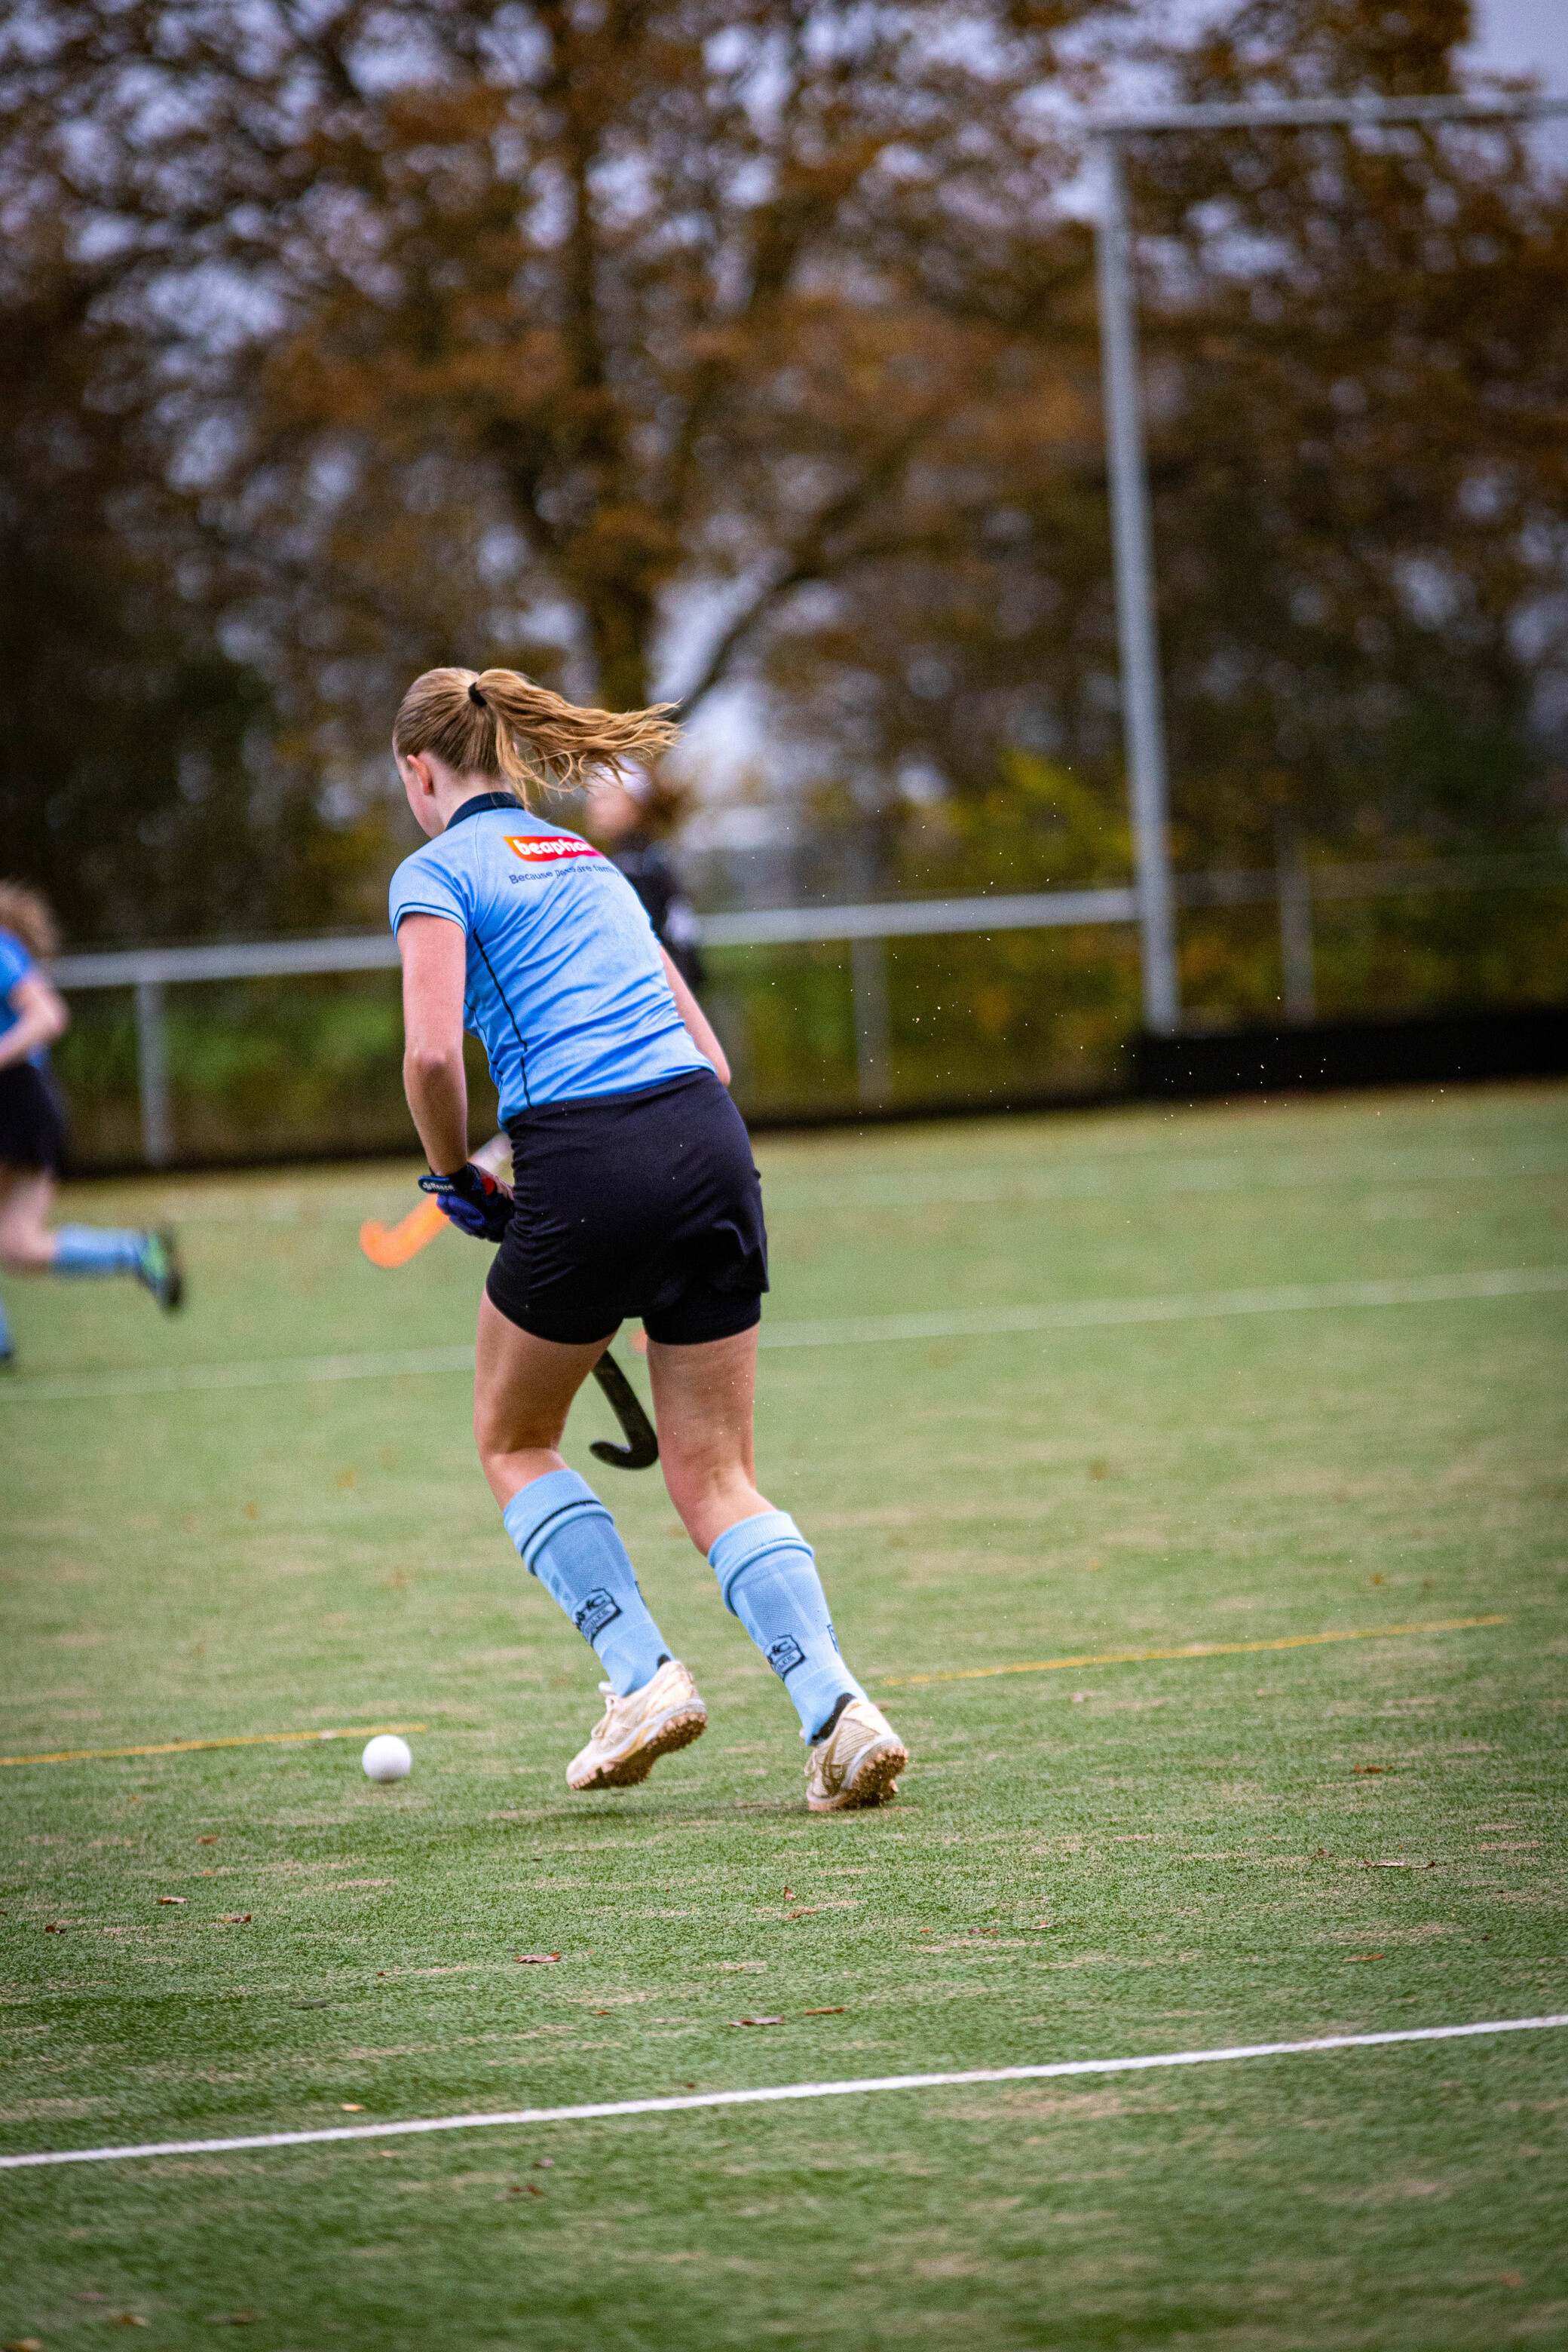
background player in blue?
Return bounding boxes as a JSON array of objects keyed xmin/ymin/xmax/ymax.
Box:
[
  {"xmin": 0, "ymin": 881, "xmax": 182, "ymax": 1370},
  {"xmin": 390, "ymin": 666, "xmax": 909, "ymax": 1809}
]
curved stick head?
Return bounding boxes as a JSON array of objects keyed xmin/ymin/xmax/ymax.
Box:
[{"xmin": 589, "ymin": 1352, "xmax": 659, "ymax": 1472}]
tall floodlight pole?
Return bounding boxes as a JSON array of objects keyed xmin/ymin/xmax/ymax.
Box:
[
  {"xmin": 1085, "ymin": 89, "xmax": 1568, "ymax": 1044},
  {"xmin": 1093, "ymin": 131, "xmax": 1179, "ymax": 1036}
]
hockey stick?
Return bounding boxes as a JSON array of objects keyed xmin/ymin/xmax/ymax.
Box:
[
  {"xmin": 589, "ymin": 1352, "xmax": 660, "ymax": 1472},
  {"xmin": 358, "ymin": 1135, "xmax": 511, "ymax": 1268},
  {"xmin": 360, "ymin": 1138, "xmax": 658, "ymax": 1472}
]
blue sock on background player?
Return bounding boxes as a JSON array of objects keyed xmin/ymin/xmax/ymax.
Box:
[
  {"xmin": 502, "ymin": 1469, "xmax": 669, "ymax": 1697},
  {"xmin": 0, "ymin": 1288, "xmax": 11, "ymax": 1361},
  {"xmin": 53, "ymin": 1226, "xmax": 147, "ymax": 1278},
  {"xmin": 710, "ymin": 1511, "xmax": 865, "ymax": 1740}
]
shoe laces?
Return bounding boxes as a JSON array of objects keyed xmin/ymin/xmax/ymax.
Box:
[{"xmin": 589, "ymin": 1682, "xmax": 618, "ymax": 1742}]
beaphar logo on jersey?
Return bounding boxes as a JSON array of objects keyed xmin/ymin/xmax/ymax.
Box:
[{"xmin": 505, "ymin": 834, "xmax": 602, "ymax": 865}]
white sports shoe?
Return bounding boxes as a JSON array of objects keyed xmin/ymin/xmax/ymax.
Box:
[
  {"xmin": 565, "ymin": 1658, "xmax": 707, "ymax": 1792},
  {"xmin": 805, "ymin": 1697, "xmax": 909, "ymax": 1812}
]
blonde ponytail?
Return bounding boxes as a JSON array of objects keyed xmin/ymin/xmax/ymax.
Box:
[
  {"xmin": 0, "ymin": 880, "xmax": 60, "ymax": 960},
  {"xmin": 392, "ymin": 668, "xmax": 680, "ymax": 806}
]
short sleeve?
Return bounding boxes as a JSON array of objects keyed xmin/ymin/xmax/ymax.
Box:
[
  {"xmin": 388, "ymin": 848, "xmax": 471, "ymax": 938},
  {"xmin": 0, "ymin": 933, "xmax": 32, "ymax": 1000}
]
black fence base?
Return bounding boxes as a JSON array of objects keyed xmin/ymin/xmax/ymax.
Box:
[{"xmin": 1134, "ymin": 1003, "xmax": 1568, "ymax": 1101}]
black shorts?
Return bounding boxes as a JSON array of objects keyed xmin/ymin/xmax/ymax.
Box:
[
  {"xmin": 486, "ymin": 1068, "xmax": 769, "ymax": 1346},
  {"xmin": 0, "ymin": 1062, "xmax": 67, "ymax": 1173}
]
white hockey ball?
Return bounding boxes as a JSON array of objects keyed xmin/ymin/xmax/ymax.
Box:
[{"xmin": 362, "ymin": 1734, "xmax": 412, "ymax": 1784}]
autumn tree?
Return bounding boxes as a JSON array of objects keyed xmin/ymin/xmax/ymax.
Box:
[
  {"xmin": 0, "ymin": 20, "xmax": 379, "ymax": 945},
  {"xmin": 764, "ymin": 0, "xmax": 1568, "ymax": 901},
  {"xmin": 45, "ymin": 0, "xmax": 1105, "ymax": 803}
]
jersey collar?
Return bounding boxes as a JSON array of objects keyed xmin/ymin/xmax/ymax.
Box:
[{"xmin": 443, "ymin": 791, "xmax": 525, "ymax": 830}]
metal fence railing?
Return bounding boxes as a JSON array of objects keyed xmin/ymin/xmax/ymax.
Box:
[{"xmin": 46, "ymin": 851, "xmax": 1568, "ymax": 1163}]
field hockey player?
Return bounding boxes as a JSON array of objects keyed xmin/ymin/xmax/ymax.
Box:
[
  {"xmin": 389, "ymin": 666, "xmax": 908, "ymax": 1810},
  {"xmin": 0, "ymin": 880, "xmax": 182, "ymax": 1367}
]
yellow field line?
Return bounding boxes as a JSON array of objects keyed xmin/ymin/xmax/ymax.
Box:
[
  {"xmin": 881, "ymin": 1615, "xmax": 1509, "ymax": 1688},
  {"xmin": 0, "ymin": 1722, "xmax": 427, "ymax": 1769}
]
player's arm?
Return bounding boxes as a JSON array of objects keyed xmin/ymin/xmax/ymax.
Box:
[
  {"xmin": 398, "ymin": 914, "xmax": 513, "ymax": 1240},
  {"xmin": 660, "ymin": 946, "xmax": 730, "ymax": 1087},
  {"xmin": 0, "ymin": 972, "xmax": 69, "ymax": 1072},
  {"xmin": 397, "ymin": 914, "xmax": 471, "ymax": 1174}
]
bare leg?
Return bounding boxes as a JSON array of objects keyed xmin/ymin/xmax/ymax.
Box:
[
  {"xmin": 648, "ymin": 1325, "xmax": 770, "ymax": 1554},
  {"xmin": 473, "ymin": 1293, "xmax": 616, "ymax": 1508},
  {"xmin": 0, "ymin": 1166, "xmax": 61, "ymax": 1272}
]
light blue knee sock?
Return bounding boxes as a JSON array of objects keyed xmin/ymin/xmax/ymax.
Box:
[
  {"xmin": 53, "ymin": 1226, "xmax": 147, "ymax": 1279},
  {"xmin": 502, "ymin": 1469, "xmax": 669, "ymax": 1698},
  {"xmin": 0, "ymin": 1290, "xmax": 11, "ymax": 1358},
  {"xmin": 710, "ymin": 1511, "xmax": 865, "ymax": 1741}
]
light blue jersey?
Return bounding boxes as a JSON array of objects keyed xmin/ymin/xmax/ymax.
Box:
[
  {"xmin": 387, "ymin": 794, "xmax": 707, "ymax": 1120},
  {"xmin": 0, "ymin": 926, "xmax": 47, "ymax": 1069}
]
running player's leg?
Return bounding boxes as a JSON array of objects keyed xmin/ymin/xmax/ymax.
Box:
[
  {"xmin": 650, "ymin": 1325, "xmax": 907, "ymax": 1805},
  {"xmin": 474, "ymin": 1297, "xmax": 702, "ymax": 1788},
  {"xmin": 0, "ymin": 1163, "xmax": 182, "ymax": 1309}
]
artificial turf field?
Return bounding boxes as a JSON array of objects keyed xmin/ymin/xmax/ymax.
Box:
[{"xmin": 2, "ymin": 1080, "xmax": 1566, "ymax": 2350}]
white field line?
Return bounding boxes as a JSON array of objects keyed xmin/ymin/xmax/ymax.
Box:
[
  {"xmin": 0, "ymin": 1343, "xmax": 476, "ymax": 1405},
  {"xmin": 87, "ymin": 1146, "xmax": 1568, "ymax": 1222},
  {"xmin": 752, "ymin": 1263, "xmax": 1568, "ymax": 1350},
  {"xmin": 3, "ymin": 1264, "xmax": 1563, "ymax": 1406},
  {"xmin": 3, "ymin": 2016, "xmax": 1563, "ymax": 2172}
]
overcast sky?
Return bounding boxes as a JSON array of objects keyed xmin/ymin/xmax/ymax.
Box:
[{"xmin": 1462, "ymin": 0, "xmax": 1568, "ymax": 89}]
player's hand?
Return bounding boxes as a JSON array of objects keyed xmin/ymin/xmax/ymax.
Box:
[{"xmin": 418, "ymin": 1161, "xmax": 513, "ymax": 1242}]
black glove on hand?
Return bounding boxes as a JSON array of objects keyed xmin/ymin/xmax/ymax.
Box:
[{"xmin": 418, "ymin": 1162, "xmax": 513, "ymax": 1243}]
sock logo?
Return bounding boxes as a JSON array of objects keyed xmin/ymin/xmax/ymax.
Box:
[
  {"xmin": 574, "ymin": 1589, "xmax": 623, "ymax": 1645},
  {"xmin": 767, "ymin": 1635, "xmax": 807, "ymax": 1680}
]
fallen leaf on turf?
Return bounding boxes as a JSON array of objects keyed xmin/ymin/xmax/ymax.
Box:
[
  {"xmin": 1352, "ymin": 1765, "xmax": 1387, "ymax": 1775},
  {"xmin": 786, "ymin": 1906, "xmax": 820, "ymax": 1917},
  {"xmin": 198, "ymin": 1835, "xmax": 219, "ymax": 1845},
  {"xmin": 803, "ymin": 2007, "xmax": 846, "ymax": 2016},
  {"xmin": 221, "ymin": 1913, "xmax": 252, "ymax": 1923},
  {"xmin": 341, "ymin": 2103, "xmax": 365, "ymax": 2112},
  {"xmin": 1346, "ymin": 1953, "xmax": 1385, "ymax": 1963},
  {"xmin": 157, "ymin": 1895, "xmax": 186, "ymax": 1906},
  {"xmin": 514, "ymin": 1953, "xmax": 561, "ymax": 1965},
  {"xmin": 732, "ymin": 2016, "xmax": 785, "ymax": 2027}
]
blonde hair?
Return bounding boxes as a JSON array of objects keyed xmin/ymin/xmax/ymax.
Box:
[
  {"xmin": 0, "ymin": 880, "xmax": 60, "ymax": 960},
  {"xmin": 393, "ymin": 668, "xmax": 681, "ymax": 805}
]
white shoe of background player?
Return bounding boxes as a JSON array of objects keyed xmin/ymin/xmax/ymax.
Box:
[
  {"xmin": 805, "ymin": 1696, "xmax": 909, "ymax": 1811},
  {"xmin": 565, "ymin": 1658, "xmax": 708, "ymax": 1792}
]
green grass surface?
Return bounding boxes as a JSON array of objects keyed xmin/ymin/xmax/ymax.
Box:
[{"xmin": 2, "ymin": 1082, "xmax": 1566, "ymax": 2349}]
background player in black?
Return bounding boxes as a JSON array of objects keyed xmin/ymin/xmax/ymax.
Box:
[{"xmin": 583, "ymin": 764, "xmax": 706, "ymax": 994}]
